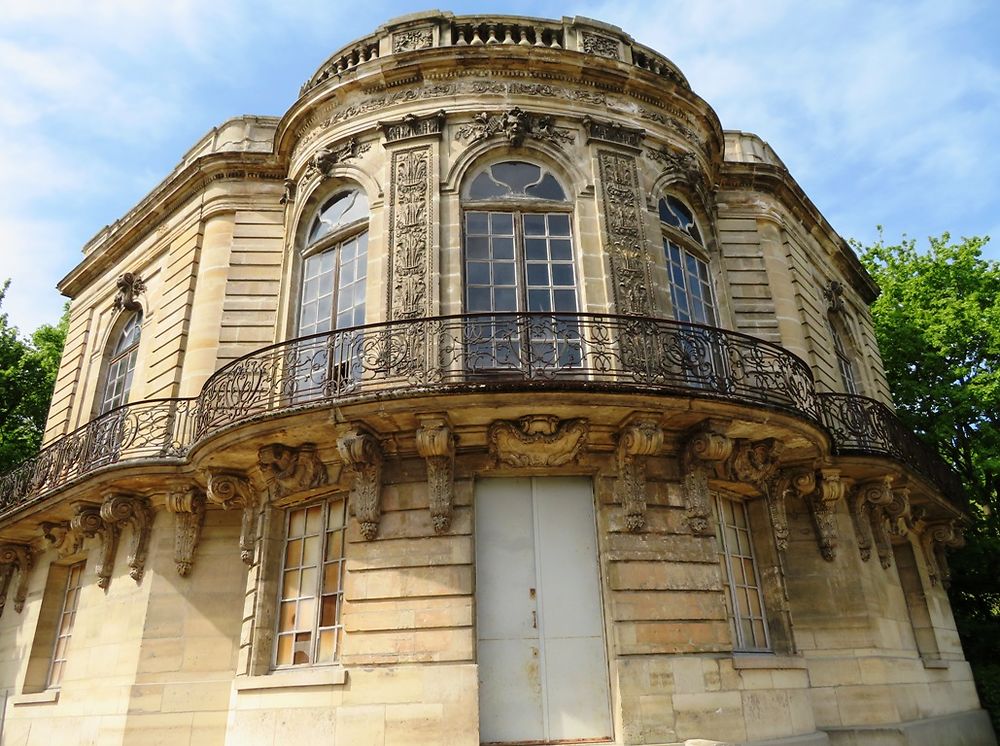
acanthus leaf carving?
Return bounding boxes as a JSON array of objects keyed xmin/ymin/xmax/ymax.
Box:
[
  {"xmin": 206, "ymin": 471, "xmax": 258, "ymax": 565},
  {"xmin": 724, "ymin": 438, "xmax": 784, "ymax": 490},
  {"xmin": 0, "ymin": 543, "xmax": 32, "ymax": 616},
  {"xmin": 100, "ymin": 494, "xmax": 154, "ymax": 584},
  {"xmin": 807, "ymin": 469, "xmax": 845, "ymax": 561},
  {"xmin": 392, "ymin": 28, "xmax": 434, "ymax": 53},
  {"xmin": 581, "ymin": 31, "xmax": 621, "ymax": 60},
  {"xmin": 455, "ymin": 107, "xmax": 574, "ymax": 148},
  {"xmin": 387, "ymin": 147, "xmax": 432, "ymax": 323},
  {"xmin": 884, "ymin": 487, "xmax": 914, "ymax": 539},
  {"xmin": 112, "ymin": 272, "xmax": 145, "ymax": 312},
  {"xmin": 488, "ymin": 416, "xmax": 588, "ymax": 468},
  {"xmin": 615, "ymin": 418, "xmax": 664, "ymax": 532},
  {"xmin": 257, "ymin": 443, "xmax": 329, "ymax": 500},
  {"xmin": 415, "ymin": 417, "xmax": 456, "ymax": 534},
  {"xmin": 165, "ymin": 488, "xmax": 207, "ymax": 577},
  {"xmin": 337, "ymin": 428, "xmax": 384, "ymax": 541},
  {"xmin": 71, "ymin": 502, "xmax": 119, "ymax": 590},
  {"xmin": 681, "ymin": 426, "xmax": 733, "ymax": 535}
]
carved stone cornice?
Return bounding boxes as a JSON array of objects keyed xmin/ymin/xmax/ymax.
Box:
[
  {"xmin": 71, "ymin": 502, "xmax": 118, "ymax": 590},
  {"xmin": 488, "ymin": 416, "xmax": 588, "ymax": 468},
  {"xmin": 807, "ymin": 468, "xmax": 845, "ymax": 561},
  {"xmin": 0, "ymin": 543, "xmax": 32, "ymax": 617},
  {"xmin": 337, "ymin": 428, "xmax": 384, "ymax": 541},
  {"xmin": 455, "ymin": 107, "xmax": 573, "ymax": 147},
  {"xmin": 681, "ymin": 426, "xmax": 733, "ymax": 534},
  {"xmin": 304, "ymin": 137, "xmax": 371, "ymax": 179},
  {"xmin": 850, "ymin": 476, "xmax": 894, "ymax": 567},
  {"xmin": 112, "ymin": 272, "xmax": 145, "ymax": 312},
  {"xmin": 415, "ymin": 417, "xmax": 456, "ymax": 534},
  {"xmin": 582, "ymin": 116, "xmax": 644, "ymax": 150},
  {"xmin": 206, "ymin": 470, "xmax": 258, "ymax": 565},
  {"xmin": 615, "ymin": 418, "xmax": 664, "ymax": 532},
  {"xmin": 921, "ymin": 520, "xmax": 965, "ymax": 587},
  {"xmin": 765, "ymin": 469, "xmax": 815, "ymax": 552},
  {"xmin": 100, "ymin": 494, "xmax": 154, "ymax": 584},
  {"xmin": 165, "ymin": 488, "xmax": 207, "ymax": 577},
  {"xmin": 257, "ymin": 443, "xmax": 329, "ymax": 501},
  {"xmin": 379, "ymin": 110, "xmax": 446, "ymax": 144}
]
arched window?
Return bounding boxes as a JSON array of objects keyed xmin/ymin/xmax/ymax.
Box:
[
  {"xmin": 298, "ymin": 188, "xmax": 369, "ymax": 336},
  {"xmin": 659, "ymin": 195, "xmax": 717, "ymax": 326},
  {"xmin": 462, "ymin": 160, "xmax": 579, "ymax": 368},
  {"xmin": 99, "ymin": 310, "xmax": 142, "ymax": 414},
  {"xmin": 830, "ymin": 317, "xmax": 860, "ymax": 394}
]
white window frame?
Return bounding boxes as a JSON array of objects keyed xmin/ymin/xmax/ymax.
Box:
[{"xmin": 715, "ymin": 493, "xmax": 771, "ymax": 652}]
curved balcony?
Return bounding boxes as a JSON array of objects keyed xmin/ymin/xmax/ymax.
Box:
[{"xmin": 0, "ymin": 313, "xmax": 962, "ymax": 518}]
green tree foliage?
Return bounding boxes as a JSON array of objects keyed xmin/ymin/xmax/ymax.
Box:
[
  {"xmin": 0, "ymin": 281, "xmax": 69, "ymax": 473},
  {"xmin": 858, "ymin": 232, "xmax": 1000, "ymax": 728}
]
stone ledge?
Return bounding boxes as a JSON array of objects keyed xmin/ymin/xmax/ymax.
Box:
[
  {"xmin": 922, "ymin": 658, "xmax": 951, "ymax": 670},
  {"xmin": 234, "ymin": 667, "xmax": 348, "ymax": 692},
  {"xmin": 824, "ymin": 708, "xmax": 997, "ymax": 746},
  {"xmin": 731, "ymin": 654, "xmax": 809, "ymax": 670},
  {"xmin": 10, "ymin": 689, "xmax": 60, "ymax": 706}
]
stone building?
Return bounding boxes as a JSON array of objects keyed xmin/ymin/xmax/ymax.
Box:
[{"xmin": 0, "ymin": 11, "xmax": 993, "ymax": 746}]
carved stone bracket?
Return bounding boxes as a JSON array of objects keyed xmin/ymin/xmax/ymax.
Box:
[
  {"xmin": 380, "ymin": 110, "xmax": 446, "ymax": 144},
  {"xmin": 488, "ymin": 416, "xmax": 588, "ymax": 468},
  {"xmin": 850, "ymin": 476, "xmax": 894, "ymax": 567},
  {"xmin": 206, "ymin": 471, "xmax": 259, "ymax": 565},
  {"xmin": 806, "ymin": 469, "xmax": 845, "ymax": 561},
  {"xmin": 615, "ymin": 419, "xmax": 664, "ymax": 532},
  {"xmin": 884, "ymin": 487, "xmax": 915, "ymax": 539},
  {"xmin": 824, "ymin": 280, "xmax": 846, "ymax": 313},
  {"xmin": 304, "ymin": 137, "xmax": 371, "ymax": 179},
  {"xmin": 100, "ymin": 494, "xmax": 154, "ymax": 584},
  {"xmin": 71, "ymin": 502, "xmax": 119, "ymax": 590},
  {"xmin": 258, "ymin": 443, "xmax": 329, "ymax": 501},
  {"xmin": 415, "ymin": 417, "xmax": 456, "ymax": 534},
  {"xmin": 165, "ymin": 488, "xmax": 207, "ymax": 577},
  {"xmin": 582, "ymin": 116, "xmax": 644, "ymax": 150},
  {"xmin": 337, "ymin": 429, "xmax": 384, "ymax": 541},
  {"xmin": 766, "ymin": 469, "xmax": 816, "ymax": 552},
  {"xmin": 41, "ymin": 520, "xmax": 84, "ymax": 558},
  {"xmin": 112, "ymin": 272, "xmax": 145, "ymax": 312},
  {"xmin": 455, "ymin": 107, "xmax": 574, "ymax": 147},
  {"xmin": 0, "ymin": 544, "xmax": 32, "ymax": 616},
  {"xmin": 681, "ymin": 427, "xmax": 733, "ymax": 534},
  {"xmin": 921, "ymin": 520, "xmax": 965, "ymax": 587}
]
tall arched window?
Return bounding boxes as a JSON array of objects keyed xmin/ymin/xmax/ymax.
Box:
[
  {"xmin": 99, "ymin": 310, "xmax": 142, "ymax": 414},
  {"xmin": 659, "ymin": 195, "xmax": 717, "ymax": 326},
  {"xmin": 462, "ymin": 160, "xmax": 579, "ymax": 368},
  {"xmin": 830, "ymin": 317, "xmax": 860, "ymax": 394},
  {"xmin": 298, "ymin": 188, "xmax": 369, "ymax": 337}
]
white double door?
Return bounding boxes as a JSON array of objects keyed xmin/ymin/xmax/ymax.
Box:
[{"xmin": 476, "ymin": 477, "xmax": 612, "ymax": 744}]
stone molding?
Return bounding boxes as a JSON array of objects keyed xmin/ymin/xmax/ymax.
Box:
[
  {"xmin": 100, "ymin": 494, "xmax": 154, "ymax": 584},
  {"xmin": 257, "ymin": 443, "xmax": 329, "ymax": 501},
  {"xmin": 337, "ymin": 428, "xmax": 384, "ymax": 541},
  {"xmin": 415, "ymin": 417, "xmax": 456, "ymax": 534},
  {"xmin": 165, "ymin": 487, "xmax": 207, "ymax": 577},
  {"xmin": 487, "ymin": 415, "xmax": 588, "ymax": 468},
  {"xmin": 614, "ymin": 418, "xmax": 664, "ymax": 532},
  {"xmin": 0, "ymin": 543, "xmax": 32, "ymax": 617},
  {"xmin": 206, "ymin": 470, "xmax": 259, "ymax": 565},
  {"xmin": 71, "ymin": 502, "xmax": 119, "ymax": 590},
  {"xmin": 646, "ymin": 145, "xmax": 713, "ymax": 214},
  {"xmin": 454, "ymin": 107, "xmax": 574, "ymax": 148}
]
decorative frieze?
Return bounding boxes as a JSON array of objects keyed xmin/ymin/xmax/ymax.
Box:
[
  {"xmin": 100, "ymin": 494, "xmax": 154, "ymax": 584},
  {"xmin": 206, "ymin": 471, "xmax": 259, "ymax": 565},
  {"xmin": 581, "ymin": 31, "xmax": 620, "ymax": 60},
  {"xmin": 392, "ymin": 28, "xmax": 434, "ymax": 53},
  {"xmin": 71, "ymin": 502, "xmax": 119, "ymax": 590},
  {"xmin": 379, "ymin": 110, "xmax": 446, "ymax": 144},
  {"xmin": 807, "ymin": 469, "xmax": 846, "ymax": 561},
  {"xmin": 615, "ymin": 418, "xmax": 664, "ymax": 532},
  {"xmin": 304, "ymin": 137, "xmax": 371, "ymax": 179},
  {"xmin": 455, "ymin": 107, "xmax": 574, "ymax": 148},
  {"xmin": 597, "ymin": 151, "xmax": 655, "ymax": 316},
  {"xmin": 415, "ymin": 417, "xmax": 457, "ymax": 533},
  {"xmin": 582, "ymin": 116, "xmax": 644, "ymax": 149},
  {"xmin": 257, "ymin": 443, "xmax": 329, "ymax": 500},
  {"xmin": 488, "ymin": 416, "xmax": 588, "ymax": 468},
  {"xmin": 387, "ymin": 147, "xmax": 433, "ymax": 321},
  {"xmin": 0, "ymin": 544, "xmax": 32, "ymax": 616},
  {"xmin": 337, "ymin": 428, "xmax": 384, "ymax": 540},
  {"xmin": 112, "ymin": 272, "xmax": 145, "ymax": 312},
  {"xmin": 681, "ymin": 426, "xmax": 733, "ymax": 534},
  {"xmin": 165, "ymin": 488, "xmax": 207, "ymax": 577}
]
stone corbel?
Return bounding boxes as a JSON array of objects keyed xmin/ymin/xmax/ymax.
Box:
[
  {"xmin": 165, "ymin": 488, "xmax": 207, "ymax": 577},
  {"xmin": 615, "ymin": 418, "xmax": 665, "ymax": 532},
  {"xmin": 337, "ymin": 428, "xmax": 384, "ymax": 540},
  {"xmin": 488, "ymin": 416, "xmax": 588, "ymax": 468},
  {"xmin": 850, "ymin": 476, "xmax": 894, "ymax": 565},
  {"xmin": 0, "ymin": 544, "xmax": 32, "ymax": 616},
  {"xmin": 257, "ymin": 443, "xmax": 330, "ymax": 501},
  {"xmin": 921, "ymin": 520, "xmax": 965, "ymax": 587},
  {"xmin": 71, "ymin": 502, "xmax": 119, "ymax": 590},
  {"xmin": 415, "ymin": 417, "xmax": 456, "ymax": 534},
  {"xmin": 724, "ymin": 438, "xmax": 784, "ymax": 489},
  {"xmin": 41, "ymin": 520, "xmax": 84, "ymax": 558},
  {"xmin": 807, "ymin": 469, "xmax": 845, "ymax": 561},
  {"xmin": 765, "ymin": 469, "xmax": 816, "ymax": 552},
  {"xmin": 884, "ymin": 487, "xmax": 913, "ymax": 539},
  {"xmin": 681, "ymin": 425, "xmax": 733, "ymax": 534},
  {"xmin": 100, "ymin": 494, "xmax": 155, "ymax": 584},
  {"xmin": 206, "ymin": 471, "xmax": 258, "ymax": 565}
]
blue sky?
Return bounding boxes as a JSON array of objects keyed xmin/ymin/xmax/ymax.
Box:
[{"xmin": 1, "ymin": 0, "xmax": 998, "ymax": 332}]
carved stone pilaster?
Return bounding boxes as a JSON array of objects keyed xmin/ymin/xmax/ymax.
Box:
[
  {"xmin": 615, "ymin": 419, "xmax": 664, "ymax": 532},
  {"xmin": 387, "ymin": 146, "xmax": 433, "ymax": 323},
  {"xmin": 41, "ymin": 520, "xmax": 84, "ymax": 558},
  {"xmin": 257, "ymin": 443, "xmax": 329, "ymax": 500},
  {"xmin": 206, "ymin": 471, "xmax": 258, "ymax": 565},
  {"xmin": 100, "ymin": 494, "xmax": 154, "ymax": 584},
  {"xmin": 0, "ymin": 544, "xmax": 32, "ymax": 616},
  {"xmin": 681, "ymin": 428, "xmax": 733, "ymax": 534},
  {"xmin": 337, "ymin": 429, "xmax": 384, "ymax": 541},
  {"xmin": 598, "ymin": 150, "xmax": 655, "ymax": 316},
  {"xmin": 850, "ymin": 476, "xmax": 894, "ymax": 565},
  {"xmin": 766, "ymin": 469, "xmax": 815, "ymax": 552},
  {"xmin": 807, "ymin": 469, "xmax": 845, "ymax": 561},
  {"xmin": 415, "ymin": 418, "xmax": 456, "ymax": 534},
  {"xmin": 165, "ymin": 489, "xmax": 207, "ymax": 577},
  {"xmin": 71, "ymin": 502, "xmax": 118, "ymax": 590},
  {"xmin": 488, "ymin": 416, "xmax": 588, "ymax": 468},
  {"xmin": 921, "ymin": 520, "xmax": 965, "ymax": 587}
]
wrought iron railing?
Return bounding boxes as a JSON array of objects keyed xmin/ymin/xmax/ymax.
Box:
[{"xmin": 0, "ymin": 313, "xmax": 963, "ymax": 515}]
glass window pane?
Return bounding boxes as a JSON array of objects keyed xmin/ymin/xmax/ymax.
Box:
[
  {"xmin": 525, "ymin": 239, "xmax": 547, "ymax": 260},
  {"xmin": 276, "ymin": 635, "xmax": 293, "ymax": 666},
  {"xmin": 547, "ymin": 214, "xmax": 570, "ymax": 235},
  {"xmin": 493, "ymin": 263, "xmax": 515, "ymax": 286},
  {"xmin": 527, "ymin": 264, "xmax": 549, "ymax": 286},
  {"xmin": 466, "ymin": 212, "xmax": 490, "ymax": 234},
  {"xmin": 490, "ymin": 212, "xmax": 514, "ymax": 235},
  {"xmin": 492, "ymin": 237, "xmax": 514, "ymax": 260},
  {"xmin": 551, "ymin": 265, "xmax": 575, "ymax": 286},
  {"xmin": 550, "ymin": 240, "xmax": 572, "ymax": 260},
  {"xmin": 523, "ymin": 214, "xmax": 546, "ymax": 235},
  {"xmin": 468, "ymin": 263, "xmax": 490, "ymax": 285}
]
